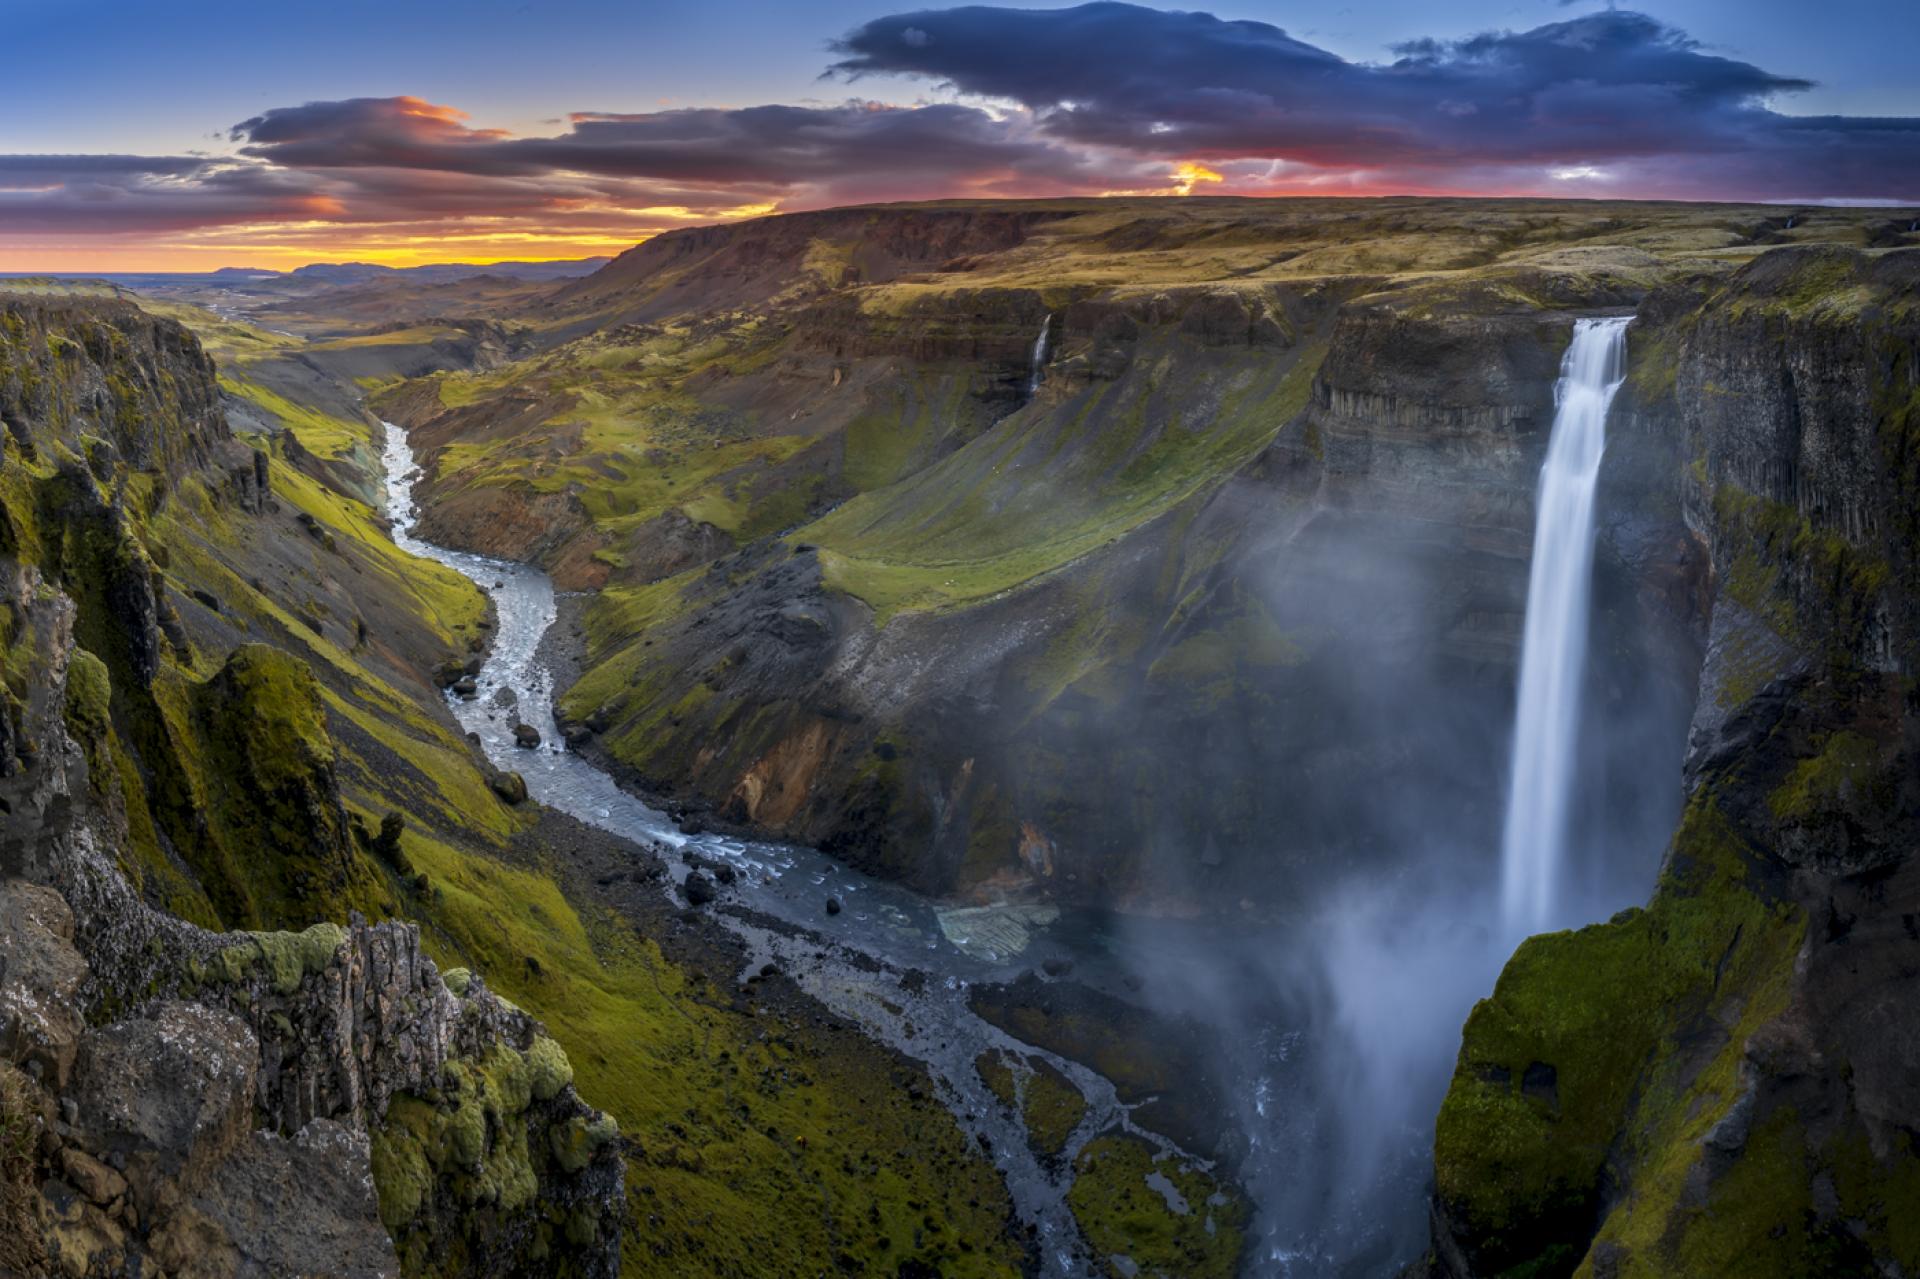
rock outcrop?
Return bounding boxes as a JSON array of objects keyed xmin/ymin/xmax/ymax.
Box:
[{"xmin": 0, "ymin": 294, "xmax": 624, "ymax": 1278}]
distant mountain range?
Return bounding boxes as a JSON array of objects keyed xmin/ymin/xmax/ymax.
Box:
[
  {"xmin": 282, "ymin": 258, "xmax": 613, "ymax": 284},
  {"xmin": 0, "ymin": 258, "xmax": 612, "ymax": 289}
]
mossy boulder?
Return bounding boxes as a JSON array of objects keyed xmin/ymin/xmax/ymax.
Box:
[{"xmin": 527, "ymin": 1035, "xmax": 574, "ymax": 1102}]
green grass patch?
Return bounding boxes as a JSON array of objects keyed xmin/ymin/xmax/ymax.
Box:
[{"xmin": 1067, "ymin": 1134, "xmax": 1245, "ymax": 1279}]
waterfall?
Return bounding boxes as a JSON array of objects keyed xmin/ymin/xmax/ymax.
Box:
[
  {"xmin": 1499, "ymin": 316, "xmax": 1631, "ymax": 936},
  {"xmin": 1027, "ymin": 315, "xmax": 1052, "ymax": 394}
]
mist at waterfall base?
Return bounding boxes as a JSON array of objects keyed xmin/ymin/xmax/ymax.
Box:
[{"xmin": 1098, "ymin": 319, "xmax": 1692, "ymax": 1275}]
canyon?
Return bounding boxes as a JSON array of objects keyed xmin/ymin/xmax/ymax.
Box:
[{"xmin": 3, "ymin": 196, "xmax": 1918, "ymax": 1277}]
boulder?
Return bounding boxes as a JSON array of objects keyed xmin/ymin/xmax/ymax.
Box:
[
  {"xmin": 512, "ymin": 723, "xmax": 541, "ymax": 749},
  {"xmin": 67, "ymin": 1002, "xmax": 258, "ymax": 1212},
  {"xmin": 0, "ymin": 880, "xmax": 89, "ymax": 1088},
  {"xmin": 489, "ymin": 770, "xmax": 529, "ymax": 805},
  {"xmin": 147, "ymin": 1119, "xmax": 397, "ymax": 1279}
]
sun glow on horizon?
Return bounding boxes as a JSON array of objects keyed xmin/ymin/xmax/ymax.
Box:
[
  {"xmin": 1171, "ymin": 162, "xmax": 1224, "ymax": 195},
  {"xmin": 0, "ymin": 191, "xmax": 801, "ymax": 273}
]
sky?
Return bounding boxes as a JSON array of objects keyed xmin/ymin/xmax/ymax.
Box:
[{"xmin": 2, "ymin": 0, "xmax": 1916, "ymax": 271}]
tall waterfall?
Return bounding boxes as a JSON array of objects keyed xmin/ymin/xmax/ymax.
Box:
[
  {"xmin": 1499, "ymin": 316, "xmax": 1631, "ymax": 935},
  {"xmin": 1028, "ymin": 315, "xmax": 1052, "ymax": 394}
]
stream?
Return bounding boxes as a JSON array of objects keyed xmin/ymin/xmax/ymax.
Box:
[{"xmin": 378, "ymin": 422, "xmax": 1241, "ymax": 1275}]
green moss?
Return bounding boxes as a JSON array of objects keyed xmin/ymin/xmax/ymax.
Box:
[
  {"xmin": 1019, "ymin": 1058, "xmax": 1087, "ymax": 1160},
  {"xmin": 1829, "ymin": 1128, "xmax": 1920, "ymax": 1273},
  {"xmin": 551, "ymin": 1114, "xmax": 621, "ymax": 1174},
  {"xmin": 1767, "ymin": 730, "xmax": 1885, "ymax": 821},
  {"xmin": 975, "ymin": 1051, "xmax": 1019, "ymax": 1110},
  {"xmin": 398, "ymin": 830, "xmax": 1022, "ymax": 1277},
  {"xmin": 445, "ymin": 1081, "xmax": 489, "ymax": 1168},
  {"xmin": 1624, "ymin": 329, "xmax": 1683, "ymax": 405},
  {"xmin": 372, "ymin": 1035, "xmax": 609, "ymax": 1262},
  {"xmin": 372, "ymin": 1097, "xmax": 437, "ymax": 1231},
  {"xmin": 1434, "ymin": 793, "xmax": 1806, "ymax": 1275},
  {"xmin": 197, "ymin": 922, "xmax": 348, "ymax": 995},
  {"xmin": 527, "ymin": 1035, "xmax": 575, "ymax": 1102},
  {"xmin": 1712, "ymin": 483, "xmax": 1889, "ymax": 663},
  {"xmin": 252, "ymin": 449, "xmax": 485, "ymax": 649},
  {"xmin": 61, "ymin": 646, "xmax": 111, "ymax": 759},
  {"xmin": 183, "ymin": 644, "xmax": 365, "ymax": 924},
  {"xmin": 1067, "ymin": 1134, "xmax": 1245, "ymax": 1279},
  {"xmin": 811, "ymin": 339, "xmax": 1328, "ymax": 622},
  {"xmin": 105, "ymin": 729, "xmax": 219, "ymax": 926}
]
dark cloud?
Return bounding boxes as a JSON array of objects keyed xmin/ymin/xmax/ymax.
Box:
[
  {"xmin": 3, "ymin": 93, "xmax": 1135, "ymax": 248},
  {"xmin": 0, "ymin": 155, "xmax": 334, "ymax": 234},
  {"xmin": 829, "ymin": 3, "xmax": 1920, "ymax": 199},
  {"xmin": 229, "ymin": 95, "xmax": 1108, "ymax": 191},
  {"xmin": 3, "ymin": 5, "xmax": 1915, "ymax": 257}
]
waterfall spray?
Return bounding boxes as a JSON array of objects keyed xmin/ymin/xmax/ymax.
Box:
[
  {"xmin": 1499, "ymin": 317, "xmax": 1631, "ymax": 936},
  {"xmin": 1028, "ymin": 315, "xmax": 1052, "ymax": 394}
]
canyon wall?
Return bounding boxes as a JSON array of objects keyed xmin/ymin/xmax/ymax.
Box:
[
  {"xmin": 0, "ymin": 296, "xmax": 625, "ymax": 1276},
  {"xmin": 538, "ymin": 261, "xmax": 1699, "ymax": 911},
  {"xmin": 1424, "ymin": 246, "xmax": 1920, "ymax": 1278}
]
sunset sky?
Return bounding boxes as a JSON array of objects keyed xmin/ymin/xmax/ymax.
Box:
[{"xmin": 6, "ymin": 0, "xmax": 1917, "ymax": 272}]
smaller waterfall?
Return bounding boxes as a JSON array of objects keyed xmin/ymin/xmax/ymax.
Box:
[
  {"xmin": 1027, "ymin": 315, "xmax": 1052, "ymax": 394},
  {"xmin": 1499, "ymin": 316, "xmax": 1631, "ymax": 937}
]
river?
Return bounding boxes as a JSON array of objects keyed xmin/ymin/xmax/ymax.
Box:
[{"xmin": 377, "ymin": 421, "xmax": 1231, "ymax": 1275}]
